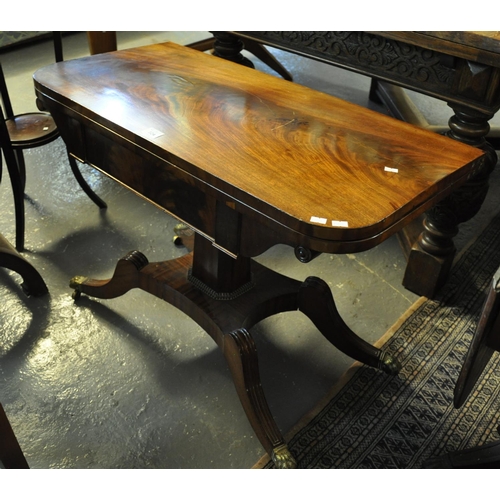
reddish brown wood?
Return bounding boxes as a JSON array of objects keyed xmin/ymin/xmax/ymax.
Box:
[
  {"xmin": 33, "ymin": 42, "xmax": 485, "ymax": 467},
  {"xmin": 69, "ymin": 234, "xmax": 398, "ymax": 467},
  {"xmin": 225, "ymin": 32, "xmax": 500, "ymax": 298},
  {"xmin": 33, "ymin": 42, "xmax": 484, "ymax": 250}
]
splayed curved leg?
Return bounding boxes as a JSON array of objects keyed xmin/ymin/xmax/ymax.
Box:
[
  {"xmin": 223, "ymin": 328, "xmax": 297, "ymax": 469},
  {"xmin": 298, "ymin": 276, "xmax": 401, "ymax": 375},
  {"xmin": 68, "ymin": 155, "xmax": 107, "ymax": 209},
  {"xmin": 70, "ymin": 250, "xmax": 148, "ymax": 300}
]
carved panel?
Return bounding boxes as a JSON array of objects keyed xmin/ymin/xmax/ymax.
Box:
[
  {"xmin": 238, "ymin": 32, "xmax": 454, "ymax": 89},
  {"xmin": 226, "ymin": 31, "xmax": 500, "ymax": 112}
]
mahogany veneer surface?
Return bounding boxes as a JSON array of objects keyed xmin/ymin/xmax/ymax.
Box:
[{"xmin": 33, "ymin": 42, "xmax": 484, "ymax": 248}]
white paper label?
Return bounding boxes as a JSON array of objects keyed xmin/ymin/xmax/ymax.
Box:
[
  {"xmin": 384, "ymin": 166, "xmax": 398, "ymax": 173},
  {"xmin": 142, "ymin": 128, "xmax": 164, "ymax": 139},
  {"xmin": 310, "ymin": 216, "xmax": 327, "ymax": 224},
  {"xmin": 332, "ymin": 220, "xmax": 349, "ymax": 227}
]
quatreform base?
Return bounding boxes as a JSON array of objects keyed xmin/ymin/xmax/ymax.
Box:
[{"xmin": 70, "ymin": 241, "xmax": 400, "ymax": 468}]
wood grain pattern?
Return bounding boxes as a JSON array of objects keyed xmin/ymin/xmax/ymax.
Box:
[{"xmin": 33, "ymin": 42, "xmax": 484, "ymax": 247}]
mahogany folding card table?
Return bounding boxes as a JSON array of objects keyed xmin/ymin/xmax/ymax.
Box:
[
  {"xmin": 213, "ymin": 31, "xmax": 500, "ymax": 298},
  {"xmin": 33, "ymin": 42, "xmax": 484, "ymax": 467}
]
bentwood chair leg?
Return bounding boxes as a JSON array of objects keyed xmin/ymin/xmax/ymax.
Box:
[
  {"xmin": 3, "ymin": 145, "xmax": 25, "ymax": 251},
  {"xmin": 15, "ymin": 150, "xmax": 27, "ymax": 190}
]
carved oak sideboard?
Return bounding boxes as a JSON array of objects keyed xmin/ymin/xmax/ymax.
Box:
[{"xmin": 211, "ymin": 31, "xmax": 500, "ymax": 298}]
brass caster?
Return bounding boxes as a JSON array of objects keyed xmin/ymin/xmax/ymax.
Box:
[
  {"xmin": 271, "ymin": 444, "xmax": 297, "ymax": 469},
  {"xmin": 379, "ymin": 352, "xmax": 401, "ymax": 375},
  {"xmin": 69, "ymin": 275, "xmax": 87, "ymax": 301},
  {"xmin": 173, "ymin": 223, "xmax": 194, "ymax": 248}
]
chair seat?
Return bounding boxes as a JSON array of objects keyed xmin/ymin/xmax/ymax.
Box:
[
  {"xmin": 0, "ymin": 61, "xmax": 105, "ymax": 253},
  {"xmin": 6, "ymin": 112, "xmax": 59, "ymax": 148}
]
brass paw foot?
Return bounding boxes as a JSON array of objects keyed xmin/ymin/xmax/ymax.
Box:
[
  {"xmin": 271, "ymin": 444, "xmax": 297, "ymax": 469},
  {"xmin": 379, "ymin": 352, "xmax": 401, "ymax": 375}
]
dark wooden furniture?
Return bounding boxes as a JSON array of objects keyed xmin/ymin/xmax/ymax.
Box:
[
  {"xmin": 0, "ymin": 232, "xmax": 47, "ymax": 296},
  {"xmin": 212, "ymin": 31, "xmax": 500, "ymax": 299},
  {"xmin": 424, "ymin": 265, "xmax": 500, "ymax": 468},
  {"xmin": 0, "ymin": 66, "xmax": 48, "ymax": 295},
  {"xmin": 0, "ymin": 62, "xmax": 106, "ymax": 251},
  {"xmin": 33, "ymin": 42, "xmax": 484, "ymax": 468},
  {"xmin": 0, "ymin": 403, "xmax": 29, "ymax": 468}
]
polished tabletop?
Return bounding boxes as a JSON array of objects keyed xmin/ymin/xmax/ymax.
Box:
[{"xmin": 34, "ymin": 42, "xmax": 484, "ymax": 248}]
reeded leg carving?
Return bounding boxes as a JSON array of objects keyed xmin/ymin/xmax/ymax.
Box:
[
  {"xmin": 404, "ymin": 106, "xmax": 497, "ymax": 298},
  {"xmin": 298, "ymin": 276, "xmax": 400, "ymax": 375},
  {"xmin": 70, "ymin": 250, "xmax": 148, "ymax": 300},
  {"xmin": 224, "ymin": 328, "xmax": 297, "ymax": 469}
]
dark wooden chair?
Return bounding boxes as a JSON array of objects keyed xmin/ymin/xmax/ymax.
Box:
[
  {"xmin": 0, "ymin": 62, "xmax": 106, "ymax": 252},
  {"xmin": 424, "ymin": 265, "xmax": 500, "ymax": 468},
  {"xmin": 0, "ymin": 403, "xmax": 29, "ymax": 469}
]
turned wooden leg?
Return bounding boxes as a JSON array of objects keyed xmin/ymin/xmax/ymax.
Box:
[
  {"xmin": 298, "ymin": 276, "xmax": 401, "ymax": 375},
  {"xmin": 403, "ymin": 106, "xmax": 497, "ymax": 298},
  {"xmin": 242, "ymin": 39, "xmax": 293, "ymax": 81},
  {"xmin": 211, "ymin": 32, "xmax": 254, "ymax": 68},
  {"xmin": 223, "ymin": 328, "xmax": 296, "ymax": 469}
]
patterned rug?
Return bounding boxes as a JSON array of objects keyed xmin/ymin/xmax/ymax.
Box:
[{"xmin": 256, "ymin": 212, "xmax": 500, "ymax": 469}]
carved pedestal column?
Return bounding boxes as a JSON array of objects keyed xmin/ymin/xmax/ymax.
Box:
[{"xmin": 403, "ymin": 106, "xmax": 496, "ymax": 297}]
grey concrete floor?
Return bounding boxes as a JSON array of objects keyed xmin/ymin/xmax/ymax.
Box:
[{"xmin": 1, "ymin": 32, "xmax": 499, "ymax": 469}]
